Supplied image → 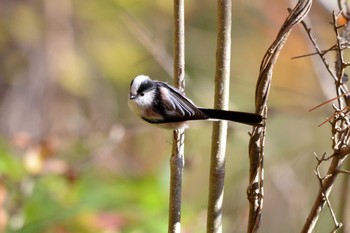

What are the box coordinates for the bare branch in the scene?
[299,21,339,83]
[314,158,343,230]
[247,1,312,232]
[207,0,231,232]
[301,10,350,233]
[168,0,185,232]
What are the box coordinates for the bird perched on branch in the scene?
[128,75,262,129]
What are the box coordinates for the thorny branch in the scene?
[314,152,342,232]
[300,10,350,233]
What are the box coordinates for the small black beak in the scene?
[129,95,136,100]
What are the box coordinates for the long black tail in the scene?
[198,108,262,126]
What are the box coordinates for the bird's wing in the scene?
[157,82,208,121]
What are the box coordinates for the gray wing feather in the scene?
[157,82,208,120]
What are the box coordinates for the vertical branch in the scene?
[168,0,185,233]
[169,131,185,233]
[207,0,231,232]
[247,0,312,232]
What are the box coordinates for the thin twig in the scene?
[314,158,342,231]
[299,21,339,83]
[336,168,350,174]
[291,45,337,59]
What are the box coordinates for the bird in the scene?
[128,75,263,129]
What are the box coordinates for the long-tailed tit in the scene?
[128,75,263,129]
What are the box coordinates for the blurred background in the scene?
[0,0,348,232]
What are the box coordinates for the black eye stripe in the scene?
[138,80,155,94]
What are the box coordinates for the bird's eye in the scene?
[140,92,144,96]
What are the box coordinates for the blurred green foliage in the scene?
[1,135,169,232]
